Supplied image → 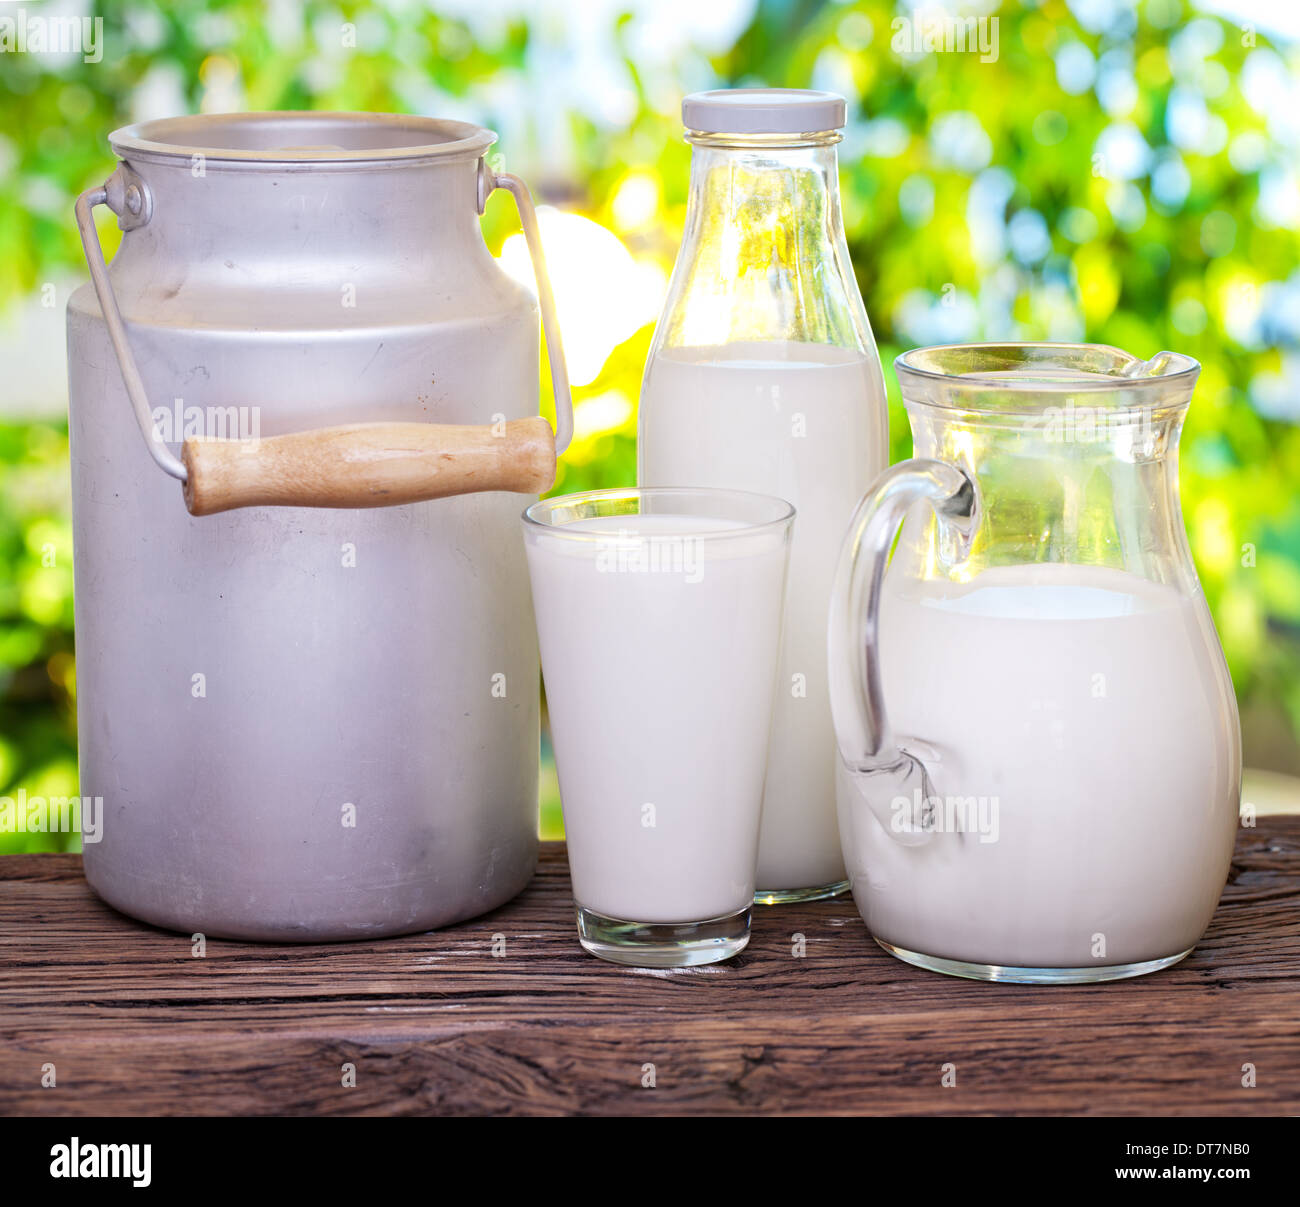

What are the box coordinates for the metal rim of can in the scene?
[109,111,497,170]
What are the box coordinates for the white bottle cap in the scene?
[681,88,847,135]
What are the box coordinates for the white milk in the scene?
[526,513,788,923]
[639,341,886,891]
[839,562,1240,969]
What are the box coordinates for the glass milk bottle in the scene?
[639,89,888,902]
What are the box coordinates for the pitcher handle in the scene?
[827,459,977,845]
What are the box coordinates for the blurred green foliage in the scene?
[0,424,76,852]
[1,0,1297,849]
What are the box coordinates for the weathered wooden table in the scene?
[2,821,1297,1116]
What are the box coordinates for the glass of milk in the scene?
[829,343,1242,984]
[523,487,794,967]
[639,89,889,906]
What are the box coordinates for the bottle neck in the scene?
[684,130,843,151]
[681,134,845,242]
[659,132,865,351]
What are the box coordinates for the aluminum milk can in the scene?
[67,112,572,940]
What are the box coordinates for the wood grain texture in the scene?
[1,822,1297,1116]
[182,416,556,515]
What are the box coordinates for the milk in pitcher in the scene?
[852,562,1240,970]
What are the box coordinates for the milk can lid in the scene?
[682,88,847,134]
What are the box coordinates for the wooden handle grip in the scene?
[182,417,556,517]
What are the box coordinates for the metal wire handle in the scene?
[73,161,577,487]
[484,169,574,454]
[75,169,187,482]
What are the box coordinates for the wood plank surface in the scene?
[0,821,1297,1116]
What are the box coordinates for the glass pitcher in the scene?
[639,89,889,904]
[829,343,1241,983]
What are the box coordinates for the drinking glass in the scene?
[523,487,793,966]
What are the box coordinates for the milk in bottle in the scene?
[639,90,888,901]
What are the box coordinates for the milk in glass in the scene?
[525,507,790,931]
